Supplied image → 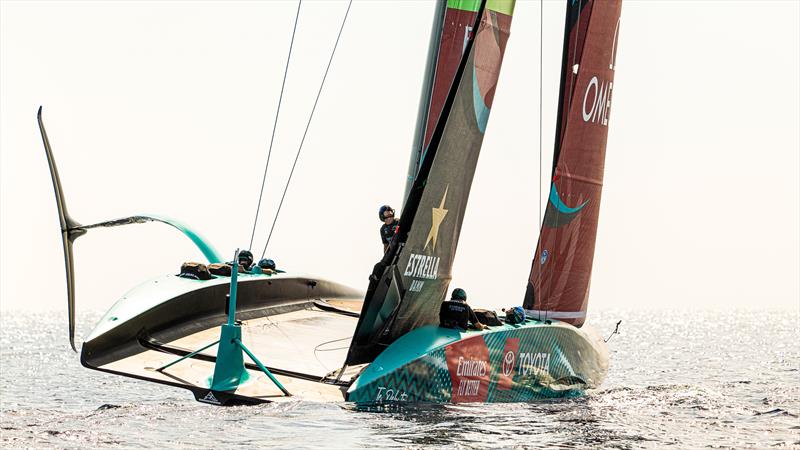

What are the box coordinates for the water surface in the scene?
[1,309,797,448]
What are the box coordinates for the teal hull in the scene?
[76,269,606,406]
[347,320,608,405]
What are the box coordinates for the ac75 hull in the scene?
[79,272,367,405]
[78,271,607,406]
[347,320,608,405]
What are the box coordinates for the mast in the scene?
[347,0,516,365]
[523,0,623,326]
[403,0,447,207]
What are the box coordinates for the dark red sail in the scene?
[421,4,478,152]
[523,0,622,326]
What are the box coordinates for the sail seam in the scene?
[560,173,603,186]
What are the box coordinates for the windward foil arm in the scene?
[37,106,222,352]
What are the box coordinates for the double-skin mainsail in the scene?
[347,0,516,365]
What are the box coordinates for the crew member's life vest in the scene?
[439,300,470,329]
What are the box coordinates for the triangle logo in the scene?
[200,391,221,405]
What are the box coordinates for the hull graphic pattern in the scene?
[347,321,607,405]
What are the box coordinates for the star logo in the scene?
[424,185,449,251]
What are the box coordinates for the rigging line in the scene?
[539,0,544,322]
[249,0,303,251]
[262,315,306,357]
[604,320,622,343]
[313,336,351,352]
[261,0,353,259]
[314,346,349,352]
[313,336,352,372]
[538,0,543,229]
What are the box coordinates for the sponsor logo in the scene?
[455,356,486,397]
[540,249,549,265]
[445,337,490,403]
[404,185,449,283]
[199,391,221,405]
[375,386,408,402]
[582,76,614,126]
[457,378,481,397]
[424,185,449,252]
[456,356,487,377]
[408,279,425,292]
[502,349,516,376]
[497,338,520,391]
[404,254,440,280]
[516,352,551,377]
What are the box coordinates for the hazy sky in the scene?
[1,1,798,321]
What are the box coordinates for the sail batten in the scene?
[524,0,622,326]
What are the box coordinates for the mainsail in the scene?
[405,0,488,198]
[523,0,622,326]
[347,0,515,365]
[420,1,484,153]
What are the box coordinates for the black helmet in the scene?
[238,250,254,269]
[451,288,467,301]
[379,205,395,221]
[258,258,276,270]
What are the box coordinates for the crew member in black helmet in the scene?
[237,250,254,272]
[258,258,285,274]
[439,288,486,330]
[379,205,400,252]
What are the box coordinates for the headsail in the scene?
[523,0,622,325]
[347,0,515,365]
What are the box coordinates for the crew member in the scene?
[258,258,284,274]
[439,288,486,330]
[379,205,400,252]
[237,250,254,272]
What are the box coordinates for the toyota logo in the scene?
[501,350,516,376]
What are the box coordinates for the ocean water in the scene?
[1,309,797,449]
